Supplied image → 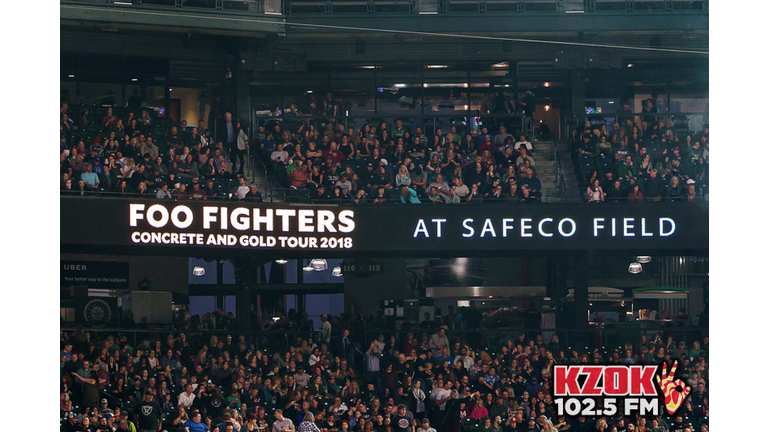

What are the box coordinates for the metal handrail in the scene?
[60,324,709,355]
[59,188,709,203]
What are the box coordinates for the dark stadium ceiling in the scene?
[61,6,707,91]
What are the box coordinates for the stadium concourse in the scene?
[60,302,709,432]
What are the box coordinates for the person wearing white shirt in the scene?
[177,384,196,409]
[514,134,533,153]
[319,314,332,344]
[430,380,452,412]
[236,177,250,200]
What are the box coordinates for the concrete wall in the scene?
[343,259,408,317]
[482,257,549,286]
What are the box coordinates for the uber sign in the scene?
[60,198,708,256]
[61,261,129,289]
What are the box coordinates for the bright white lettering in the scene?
[641,218,653,237]
[252,208,274,231]
[462,219,474,237]
[624,218,635,237]
[338,210,356,233]
[520,218,532,238]
[230,208,250,231]
[414,219,429,238]
[593,218,605,237]
[146,204,169,228]
[502,219,514,237]
[660,218,675,236]
[559,218,576,237]
[480,219,497,238]
[298,210,315,233]
[275,209,296,231]
[170,206,193,229]
[432,219,446,238]
[538,218,553,237]
[129,204,145,227]
[203,206,218,229]
[317,210,337,233]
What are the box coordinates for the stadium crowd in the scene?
[59,96,708,204]
[60,302,709,432]
[572,101,708,203]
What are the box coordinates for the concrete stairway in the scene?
[243,153,280,202]
[534,140,583,203]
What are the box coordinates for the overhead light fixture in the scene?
[169,88,173,92]
[332,267,342,277]
[275,259,288,265]
[310,259,328,271]
[491,62,508,69]
[68,74,75,78]
[131,78,138,82]
[627,63,634,68]
[303,264,315,272]
[360,65,378,69]
[543,82,550,87]
[307,90,313,94]
[636,256,651,263]
[628,262,643,274]
[427,65,448,69]
[394,83,406,88]
[192,267,206,277]
[608,101,615,104]
[544,105,551,112]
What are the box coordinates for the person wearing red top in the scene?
[469,399,489,420]
[322,142,344,164]
[102,107,117,129]
[290,164,310,188]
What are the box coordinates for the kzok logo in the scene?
[553,361,690,417]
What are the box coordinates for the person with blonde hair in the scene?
[298,412,320,432]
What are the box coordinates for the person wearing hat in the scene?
[245,183,264,203]
[416,418,436,432]
[62,412,79,432]
[134,390,162,432]
[99,398,114,417]
[189,180,208,201]
[216,412,240,432]
[310,183,329,203]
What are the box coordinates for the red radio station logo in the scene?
[553,361,691,417]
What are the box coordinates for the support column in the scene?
[569,69,586,129]
[236,51,252,125]
[164,83,171,122]
[572,251,590,347]
[235,281,252,338]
